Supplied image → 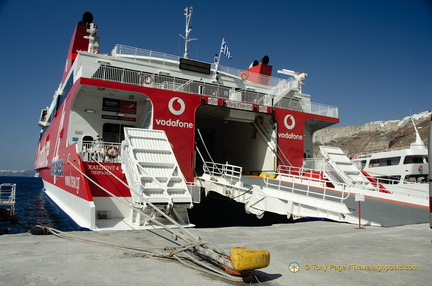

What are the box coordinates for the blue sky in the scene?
[0,0,431,170]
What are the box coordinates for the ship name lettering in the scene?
[90,170,113,175]
[224,100,253,111]
[88,164,116,171]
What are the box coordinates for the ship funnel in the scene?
[81,12,93,24]
[62,12,98,83]
[260,55,270,65]
[249,60,259,68]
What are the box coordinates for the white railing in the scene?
[203,161,242,184]
[111,44,180,64]
[0,183,16,215]
[0,183,16,205]
[287,160,426,199]
[112,45,282,87]
[311,102,339,118]
[120,143,142,204]
[79,141,122,163]
[278,164,327,184]
[272,165,351,202]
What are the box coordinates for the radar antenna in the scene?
[179,6,197,59]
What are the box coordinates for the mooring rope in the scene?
[64,160,256,283]
[35,225,253,283]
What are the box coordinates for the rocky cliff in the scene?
[0,170,37,177]
[313,111,431,157]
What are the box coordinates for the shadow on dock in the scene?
[189,192,296,228]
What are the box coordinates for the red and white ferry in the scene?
[34,10,349,230]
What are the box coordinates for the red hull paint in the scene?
[82,162,130,197]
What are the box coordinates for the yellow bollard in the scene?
[230,247,270,271]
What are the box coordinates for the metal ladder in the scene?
[0,183,16,217]
[121,128,193,227]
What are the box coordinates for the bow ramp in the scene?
[121,128,193,227]
[196,162,367,225]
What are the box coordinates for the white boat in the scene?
[351,119,428,204]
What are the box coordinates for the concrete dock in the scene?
[0,221,431,285]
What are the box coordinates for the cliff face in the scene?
[313,111,431,157]
[0,170,37,177]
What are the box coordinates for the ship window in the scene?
[368,157,400,168]
[102,123,132,143]
[404,174,428,183]
[403,155,426,164]
[83,136,94,142]
[368,159,380,168]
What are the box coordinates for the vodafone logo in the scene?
[155,97,193,129]
[278,114,302,140]
[168,97,185,115]
[284,114,295,130]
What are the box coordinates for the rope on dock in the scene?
[56,160,264,283]
[37,225,259,283]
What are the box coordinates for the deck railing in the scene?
[274,164,351,201]
[0,183,16,215]
[77,45,339,118]
[203,161,243,185]
[78,141,122,163]
[111,45,283,87]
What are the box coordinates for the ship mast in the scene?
[179,6,197,59]
[410,117,426,149]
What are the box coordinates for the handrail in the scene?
[111,44,283,88]
[275,164,351,201]
[79,141,122,163]
[0,183,16,204]
[203,161,242,184]
[0,183,16,216]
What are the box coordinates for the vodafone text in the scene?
[278,132,303,140]
[155,118,194,129]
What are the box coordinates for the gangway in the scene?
[196,161,373,225]
[319,146,376,191]
[121,128,193,227]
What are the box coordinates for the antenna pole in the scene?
[180,6,197,59]
[410,117,426,149]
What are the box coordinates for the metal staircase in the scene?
[257,69,308,106]
[319,146,376,191]
[121,128,193,227]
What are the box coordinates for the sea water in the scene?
[0,176,74,234]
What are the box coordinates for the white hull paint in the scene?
[43,180,96,230]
